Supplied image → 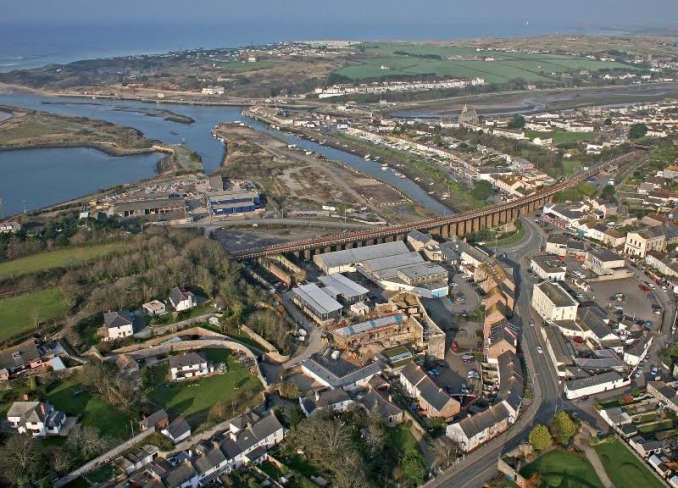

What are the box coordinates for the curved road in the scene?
[425,218,567,488]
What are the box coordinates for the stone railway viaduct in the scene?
[230,151,639,260]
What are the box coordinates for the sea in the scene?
[0,21,622,72]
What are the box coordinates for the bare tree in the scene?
[67,425,112,460]
[432,437,458,469]
[0,435,47,486]
[48,447,71,474]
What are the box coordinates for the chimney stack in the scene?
[40,403,46,416]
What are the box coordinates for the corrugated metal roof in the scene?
[293,284,343,315]
[333,313,406,338]
[319,273,369,299]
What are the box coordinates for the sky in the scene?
[2,0,677,27]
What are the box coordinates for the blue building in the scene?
[206,189,261,216]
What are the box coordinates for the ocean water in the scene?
[0,21,598,72]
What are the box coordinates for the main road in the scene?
[425,218,568,488]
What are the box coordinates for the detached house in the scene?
[169,287,198,312]
[168,352,214,381]
[103,310,134,341]
[7,401,65,437]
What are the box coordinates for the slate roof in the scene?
[164,462,197,488]
[359,390,402,419]
[165,417,191,440]
[169,352,207,370]
[0,339,41,371]
[139,410,168,430]
[104,310,134,329]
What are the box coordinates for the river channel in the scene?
[0,93,451,217]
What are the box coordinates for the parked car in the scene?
[529,319,535,327]
[536,346,543,354]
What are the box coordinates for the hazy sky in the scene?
[2,0,677,26]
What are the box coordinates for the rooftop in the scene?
[565,371,623,391]
[315,241,410,270]
[293,284,343,315]
[531,254,566,273]
[318,273,369,299]
[333,313,407,338]
[536,281,578,308]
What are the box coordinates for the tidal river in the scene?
[0,93,451,217]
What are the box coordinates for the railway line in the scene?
[230,151,640,259]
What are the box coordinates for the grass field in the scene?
[219,60,285,72]
[0,288,67,341]
[0,244,125,280]
[334,43,637,83]
[46,378,135,440]
[594,438,664,488]
[146,349,263,427]
[520,448,605,488]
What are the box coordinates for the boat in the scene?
[429,182,434,186]
[398,174,406,179]
[381,166,388,171]
[428,191,435,194]
[364,154,371,160]
[414,177,421,182]
[442,193,450,198]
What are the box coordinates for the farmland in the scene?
[0,288,68,341]
[332,43,637,83]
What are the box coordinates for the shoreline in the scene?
[0,141,164,158]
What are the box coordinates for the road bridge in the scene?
[230,152,639,260]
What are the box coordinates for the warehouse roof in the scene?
[314,241,410,270]
[318,273,369,299]
[293,284,343,315]
[363,252,424,274]
[397,263,447,280]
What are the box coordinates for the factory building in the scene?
[111,198,186,222]
[292,284,343,325]
[205,188,261,216]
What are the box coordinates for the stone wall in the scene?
[53,429,154,488]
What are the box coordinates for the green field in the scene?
[219,60,284,72]
[46,378,135,440]
[146,349,263,427]
[594,438,664,488]
[0,244,125,280]
[0,288,68,340]
[520,448,605,488]
[334,43,637,83]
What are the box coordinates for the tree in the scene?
[471,180,494,201]
[399,450,427,485]
[551,411,578,444]
[528,424,553,450]
[508,114,526,130]
[67,425,112,460]
[600,184,616,202]
[432,437,458,469]
[0,435,47,486]
[629,123,648,139]
[604,117,612,126]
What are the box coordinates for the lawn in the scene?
[520,448,605,488]
[0,244,126,280]
[0,288,68,341]
[46,378,136,440]
[638,419,673,434]
[594,438,664,488]
[494,225,527,248]
[146,349,263,427]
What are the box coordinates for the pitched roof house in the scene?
[169,287,197,312]
[7,401,66,437]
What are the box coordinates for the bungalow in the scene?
[162,417,192,444]
[169,287,198,312]
[103,310,134,341]
[7,401,66,437]
[629,435,662,458]
[169,352,214,381]
[300,352,381,391]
